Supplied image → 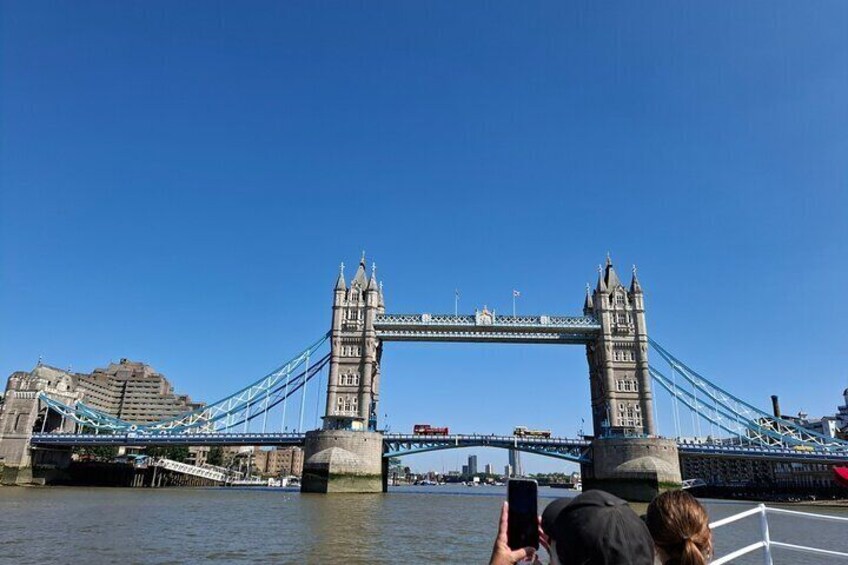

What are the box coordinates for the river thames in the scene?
[0,486,845,564]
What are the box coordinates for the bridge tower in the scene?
[582,257,680,501]
[323,253,384,431]
[585,257,655,436]
[0,364,79,485]
[301,253,387,493]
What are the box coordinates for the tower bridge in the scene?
[3,253,848,500]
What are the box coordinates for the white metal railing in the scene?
[710,504,848,564]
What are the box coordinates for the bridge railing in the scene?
[383,433,591,445]
[710,504,848,564]
[374,313,600,328]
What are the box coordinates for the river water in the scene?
[0,485,845,564]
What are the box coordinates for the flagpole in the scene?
[512,292,516,317]
[455,289,459,316]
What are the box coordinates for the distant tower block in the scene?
[584,259,656,437]
[508,449,523,477]
[323,254,384,431]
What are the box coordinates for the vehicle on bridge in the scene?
[513,426,552,438]
[834,466,848,488]
[413,424,449,435]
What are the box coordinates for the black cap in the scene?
[541,490,654,565]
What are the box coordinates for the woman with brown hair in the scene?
[646,490,713,565]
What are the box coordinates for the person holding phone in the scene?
[489,500,540,565]
[490,489,655,565]
[491,479,542,565]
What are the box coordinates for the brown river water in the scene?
[0,485,845,564]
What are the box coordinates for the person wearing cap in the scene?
[491,490,655,565]
[542,490,655,565]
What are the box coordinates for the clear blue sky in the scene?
[2,2,847,473]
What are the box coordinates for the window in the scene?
[616,294,625,305]
[617,313,627,324]
[338,395,360,414]
[340,373,360,386]
[340,345,362,357]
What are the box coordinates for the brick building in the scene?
[253,446,304,477]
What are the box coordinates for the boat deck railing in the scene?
[710,504,848,564]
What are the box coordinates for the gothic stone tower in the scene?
[301,254,386,493]
[581,257,680,501]
[584,256,655,437]
[323,254,384,431]
[0,364,79,485]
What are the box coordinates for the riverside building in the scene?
[74,359,203,423]
[0,360,202,483]
[253,446,304,477]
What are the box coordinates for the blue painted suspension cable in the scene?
[37,334,330,433]
[218,354,330,432]
[649,339,848,449]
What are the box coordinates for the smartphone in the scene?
[507,478,539,550]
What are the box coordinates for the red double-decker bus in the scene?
[413,424,449,435]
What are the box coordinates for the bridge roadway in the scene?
[28,432,592,461]
[29,433,848,465]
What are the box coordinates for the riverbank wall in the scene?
[3,462,221,487]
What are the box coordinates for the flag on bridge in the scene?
[513,289,521,297]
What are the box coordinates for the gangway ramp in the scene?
[154,458,228,483]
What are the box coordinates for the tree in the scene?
[146,446,189,462]
[73,446,119,461]
[207,446,224,466]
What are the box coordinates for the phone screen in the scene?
[507,479,539,550]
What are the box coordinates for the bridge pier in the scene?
[581,437,681,502]
[300,430,386,493]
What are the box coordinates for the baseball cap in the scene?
[541,490,655,565]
